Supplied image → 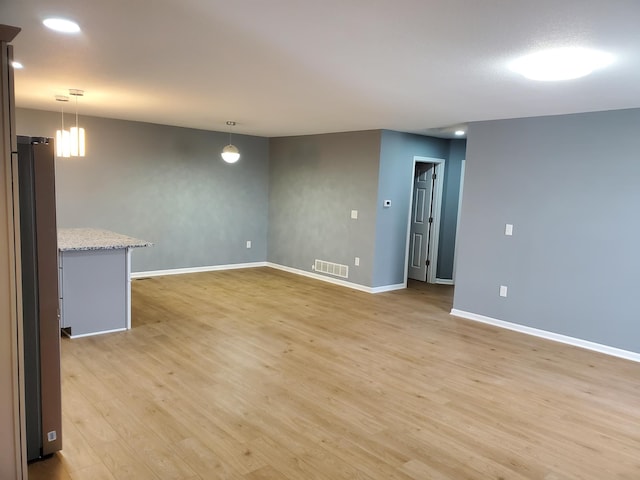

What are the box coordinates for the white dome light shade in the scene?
[509,47,614,81]
[43,18,81,33]
[454,130,465,136]
[221,144,240,163]
[70,127,85,157]
[11,61,23,69]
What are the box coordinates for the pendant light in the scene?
[55,95,71,158]
[221,121,240,163]
[68,89,85,157]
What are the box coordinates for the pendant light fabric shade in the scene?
[221,121,240,163]
[70,127,85,156]
[55,95,71,158]
[69,89,86,157]
[56,129,70,158]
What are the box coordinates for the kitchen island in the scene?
[58,228,152,338]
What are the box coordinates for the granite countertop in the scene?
[58,228,153,252]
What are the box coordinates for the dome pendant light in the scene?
[55,95,71,158]
[221,121,240,164]
[69,89,85,157]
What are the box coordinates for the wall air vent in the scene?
[314,259,349,279]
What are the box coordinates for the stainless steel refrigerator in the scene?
[17,135,62,461]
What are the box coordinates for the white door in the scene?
[408,163,436,281]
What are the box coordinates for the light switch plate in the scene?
[351,210,358,219]
[499,285,508,297]
[505,224,513,236]
[354,257,360,266]
[246,240,252,249]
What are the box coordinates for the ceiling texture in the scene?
[2,0,640,138]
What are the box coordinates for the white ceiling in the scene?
[2,0,640,138]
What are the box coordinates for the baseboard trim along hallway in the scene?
[266,263,406,294]
[131,262,269,279]
[450,308,640,363]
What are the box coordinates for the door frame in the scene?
[404,156,445,284]
[1,32,26,479]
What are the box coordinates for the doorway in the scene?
[405,156,445,284]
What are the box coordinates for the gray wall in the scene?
[453,108,640,353]
[17,109,467,290]
[268,131,381,286]
[374,130,451,287]
[436,139,466,280]
[16,108,269,273]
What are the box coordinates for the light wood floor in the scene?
[29,268,640,480]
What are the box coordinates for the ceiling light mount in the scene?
[221,121,240,164]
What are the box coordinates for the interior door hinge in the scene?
[426,259,430,266]
[428,217,433,223]
[432,173,437,180]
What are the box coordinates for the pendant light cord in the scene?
[226,120,236,145]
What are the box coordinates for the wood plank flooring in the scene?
[28,267,640,479]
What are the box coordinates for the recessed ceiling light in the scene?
[509,47,614,81]
[43,18,81,34]
[454,130,465,136]
[11,61,23,69]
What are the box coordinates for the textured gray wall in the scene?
[453,109,640,353]
[436,139,466,280]
[268,131,381,287]
[374,130,450,287]
[16,108,269,273]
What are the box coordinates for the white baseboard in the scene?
[435,278,454,285]
[65,327,127,339]
[450,309,640,363]
[266,263,404,294]
[132,262,268,279]
[371,283,406,293]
